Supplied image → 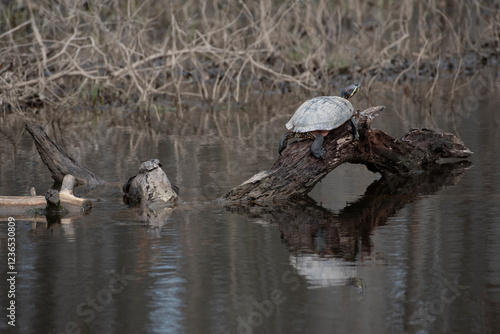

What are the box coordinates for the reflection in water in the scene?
[231,162,471,294]
[289,255,361,290]
[0,78,499,333]
[146,240,186,334]
[139,207,175,237]
[26,216,77,241]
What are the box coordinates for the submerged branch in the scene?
[0,174,92,216]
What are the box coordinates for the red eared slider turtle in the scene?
[278,82,361,159]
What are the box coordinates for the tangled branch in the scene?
[0,0,498,111]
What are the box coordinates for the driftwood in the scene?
[226,161,472,260]
[25,120,104,187]
[123,159,179,208]
[222,106,473,203]
[0,175,92,216]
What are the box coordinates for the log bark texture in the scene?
[25,120,104,187]
[123,159,179,208]
[222,106,473,203]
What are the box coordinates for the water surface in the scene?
[1,77,499,333]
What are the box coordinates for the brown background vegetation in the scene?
[0,0,499,112]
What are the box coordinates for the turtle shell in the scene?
[285,96,354,133]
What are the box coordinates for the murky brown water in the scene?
[1,76,500,333]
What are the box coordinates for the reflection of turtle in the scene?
[278,82,361,159]
[348,277,367,294]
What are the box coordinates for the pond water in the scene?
[1,76,500,334]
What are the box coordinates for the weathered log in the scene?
[25,120,104,187]
[0,196,47,215]
[222,106,473,203]
[0,174,92,215]
[123,159,179,208]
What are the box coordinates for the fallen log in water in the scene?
[25,120,104,187]
[0,175,92,216]
[222,106,473,203]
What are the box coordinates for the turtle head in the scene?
[340,82,361,100]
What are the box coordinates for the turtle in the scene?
[278,82,361,159]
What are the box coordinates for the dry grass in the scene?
[0,0,499,112]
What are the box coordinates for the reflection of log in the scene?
[27,217,77,237]
[222,106,473,202]
[25,120,104,187]
[227,162,471,259]
[0,175,92,216]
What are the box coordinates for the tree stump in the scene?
[221,106,473,203]
[123,159,179,208]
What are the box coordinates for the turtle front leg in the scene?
[278,132,292,155]
[349,118,359,140]
[310,133,326,159]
